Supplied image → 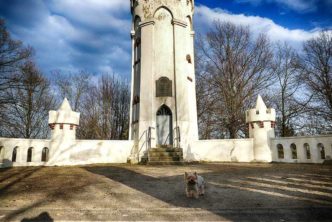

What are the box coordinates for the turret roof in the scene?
[58,98,72,111]
[256,95,267,110]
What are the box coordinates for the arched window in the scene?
[0,146,3,161]
[27,147,33,162]
[277,144,284,159]
[157,105,172,116]
[318,143,325,159]
[41,147,49,162]
[304,143,311,159]
[12,147,18,162]
[291,143,297,159]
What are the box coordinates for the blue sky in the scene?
[0,0,331,79]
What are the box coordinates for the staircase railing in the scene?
[131,126,179,162]
[137,126,155,162]
[173,126,181,148]
[163,133,171,146]
[147,126,155,150]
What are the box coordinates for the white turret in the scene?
[48,98,80,141]
[246,95,276,162]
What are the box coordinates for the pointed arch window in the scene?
[42,147,49,162]
[0,146,3,162]
[318,143,325,159]
[277,144,284,159]
[304,143,311,159]
[12,147,18,162]
[27,147,33,162]
[291,143,297,159]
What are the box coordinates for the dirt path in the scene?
[0,163,332,221]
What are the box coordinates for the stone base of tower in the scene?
[146,147,184,165]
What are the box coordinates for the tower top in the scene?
[59,98,72,111]
[255,95,267,110]
[246,95,276,123]
[131,0,194,21]
[48,98,80,125]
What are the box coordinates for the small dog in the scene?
[184,172,205,198]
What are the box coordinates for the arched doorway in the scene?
[156,105,173,146]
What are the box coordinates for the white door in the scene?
[156,105,173,146]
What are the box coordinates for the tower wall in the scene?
[129,0,199,161]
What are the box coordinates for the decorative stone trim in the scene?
[172,19,187,28]
[139,19,155,28]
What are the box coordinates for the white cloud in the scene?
[236,0,318,12]
[195,6,321,49]
[49,0,130,33]
[8,0,132,76]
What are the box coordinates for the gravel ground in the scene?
[0,163,332,221]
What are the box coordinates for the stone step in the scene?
[156,144,174,149]
[149,148,182,152]
[147,147,183,165]
[148,152,183,158]
[149,156,183,162]
[148,161,184,165]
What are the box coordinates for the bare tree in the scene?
[196,21,274,138]
[300,30,332,132]
[78,74,130,140]
[271,42,311,137]
[0,19,32,107]
[52,70,91,111]
[2,61,56,138]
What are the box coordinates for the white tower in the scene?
[129,0,198,161]
[246,95,276,162]
[48,98,80,164]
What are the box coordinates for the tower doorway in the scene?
[156,105,173,146]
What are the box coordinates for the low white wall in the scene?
[186,139,254,162]
[55,140,134,166]
[0,137,134,168]
[271,135,332,163]
[0,138,50,167]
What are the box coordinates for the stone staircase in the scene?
[147,145,183,165]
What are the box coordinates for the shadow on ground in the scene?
[1,164,332,221]
[85,164,332,221]
[21,212,53,222]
